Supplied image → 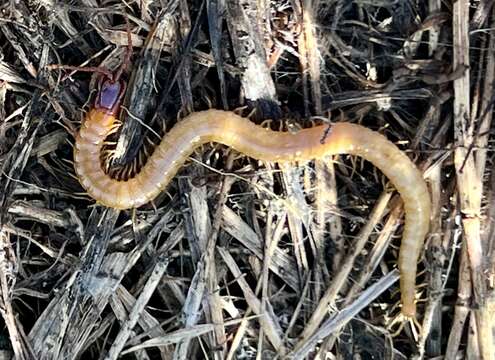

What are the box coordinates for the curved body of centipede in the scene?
[74,80,430,317]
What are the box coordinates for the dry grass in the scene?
[0,0,493,359]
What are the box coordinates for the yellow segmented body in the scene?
[74,108,430,316]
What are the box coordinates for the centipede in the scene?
[72,75,430,317]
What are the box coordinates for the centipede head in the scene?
[95,77,127,115]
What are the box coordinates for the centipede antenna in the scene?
[113,15,133,83]
[47,64,114,81]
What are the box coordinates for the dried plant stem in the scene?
[453,1,494,358]
[0,229,29,360]
[296,191,393,344]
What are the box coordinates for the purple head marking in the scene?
[96,79,126,114]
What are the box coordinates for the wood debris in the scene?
[0,0,493,359]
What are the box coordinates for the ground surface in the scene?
[0,1,493,359]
